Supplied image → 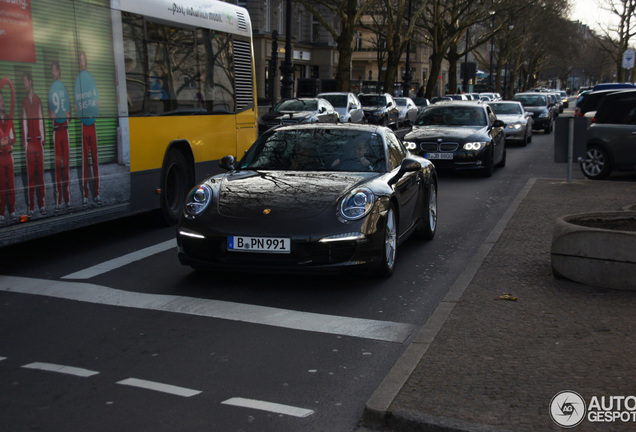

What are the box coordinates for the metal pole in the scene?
[403,0,412,97]
[463,27,469,93]
[280,0,294,99]
[567,117,574,182]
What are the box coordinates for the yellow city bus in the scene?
[0,0,257,246]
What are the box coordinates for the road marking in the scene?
[222,397,314,418]
[21,362,99,377]
[0,356,6,361]
[117,378,201,397]
[61,239,176,280]
[0,276,415,343]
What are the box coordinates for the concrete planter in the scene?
[551,211,636,290]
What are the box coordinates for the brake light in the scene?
[574,108,581,117]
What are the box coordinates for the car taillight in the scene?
[574,108,581,117]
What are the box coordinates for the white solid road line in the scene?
[61,239,176,280]
[222,397,314,418]
[117,378,202,397]
[21,362,99,377]
[0,276,415,343]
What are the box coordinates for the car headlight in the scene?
[507,122,522,130]
[463,142,487,151]
[538,111,549,119]
[185,184,213,217]
[339,188,376,221]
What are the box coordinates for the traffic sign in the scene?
[622,49,635,69]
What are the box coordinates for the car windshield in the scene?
[415,106,487,127]
[490,103,522,115]
[320,95,347,107]
[274,99,318,112]
[395,99,407,106]
[359,95,387,106]
[514,95,546,106]
[239,129,386,172]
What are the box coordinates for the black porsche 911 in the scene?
[177,124,438,277]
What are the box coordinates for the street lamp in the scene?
[402,0,412,96]
[280,0,294,99]
[488,11,495,92]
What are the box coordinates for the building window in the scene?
[265,0,271,32]
[312,14,320,42]
[355,31,362,50]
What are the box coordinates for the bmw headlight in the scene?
[508,122,522,130]
[463,142,487,151]
[185,184,213,217]
[339,188,376,220]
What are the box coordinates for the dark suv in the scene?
[580,90,636,179]
[574,89,620,118]
[512,92,554,133]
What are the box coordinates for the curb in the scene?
[362,178,537,431]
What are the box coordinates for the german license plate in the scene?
[425,152,453,160]
[228,236,291,254]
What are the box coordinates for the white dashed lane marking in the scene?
[117,378,202,397]
[222,397,314,418]
[21,362,99,377]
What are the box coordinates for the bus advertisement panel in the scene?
[0,0,257,246]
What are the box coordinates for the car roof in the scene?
[270,123,386,134]
[317,92,354,96]
[592,83,636,91]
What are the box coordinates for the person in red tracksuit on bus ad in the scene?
[74,51,101,207]
[21,71,47,217]
[48,60,73,213]
[0,88,17,223]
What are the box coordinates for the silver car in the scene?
[317,92,365,123]
[394,97,419,127]
[488,101,534,146]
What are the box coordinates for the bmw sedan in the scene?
[488,101,533,146]
[177,124,438,276]
[404,101,506,177]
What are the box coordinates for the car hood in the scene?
[214,170,376,218]
[496,114,524,123]
[405,125,486,141]
[362,106,386,112]
[262,110,315,121]
[520,106,548,114]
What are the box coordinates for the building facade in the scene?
[241,0,450,104]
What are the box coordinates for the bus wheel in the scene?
[161,149,190,225]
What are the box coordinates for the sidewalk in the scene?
[363,177,636,432]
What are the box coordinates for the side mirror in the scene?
[220,155,236,171]
[320,107,326,113]
[388,158,421,186]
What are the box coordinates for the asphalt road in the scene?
[0,109,588,432]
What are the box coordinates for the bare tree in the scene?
[596,0,636,81]
[297,0,374,91]
[359,0,430,95]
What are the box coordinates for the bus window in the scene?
[197,30,235,114]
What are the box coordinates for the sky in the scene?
[571,0,620,33]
